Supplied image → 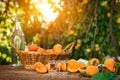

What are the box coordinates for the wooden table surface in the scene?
[0,65,91,80]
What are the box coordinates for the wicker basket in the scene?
[12,42,74,69]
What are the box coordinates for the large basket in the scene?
[12,42,74,69]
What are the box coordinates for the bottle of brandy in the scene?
[11,19,26,66]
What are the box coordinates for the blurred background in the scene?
[0,0,120,65]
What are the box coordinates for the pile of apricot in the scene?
[28,43,63,54]
[32,58,116,77]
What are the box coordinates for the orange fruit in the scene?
[107,13,111,17]
[33,62,47,73]
[45,49,54,54]
[61,63,67,71]
[53,44,63,54]
[37,47,45,54]
[104,58,115,66]
[36,64,47,74]
[86,66,99,76]
[68,59,78,72]
[117,18,120,24]
[104,62,116,72]
[86,48,91,53]
[78,62,86,68]
[89,58,100,66]
[79,66,87,73]
[68,59,86,73]
[32,62,43,69]
[28,44,39,51]
[78,62,87,73]
[104,58,116,72]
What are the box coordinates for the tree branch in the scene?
[85,0,98,37]
[109,0,120,60]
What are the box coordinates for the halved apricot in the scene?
[104,58,116,72]
[86,66,99,76]
[89,58,100,66]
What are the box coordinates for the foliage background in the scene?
[0,0,120,64]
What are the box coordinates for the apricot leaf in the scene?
[92,72,115,80]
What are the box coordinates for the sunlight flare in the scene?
[31,0,63,24]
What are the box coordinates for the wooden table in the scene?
[0,65,90,80]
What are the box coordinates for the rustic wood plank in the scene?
[0,65,90,80]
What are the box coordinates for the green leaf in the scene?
[88,32,93,38]
[83,38,89,43]
[113,75,120,80]
[92,72,115,80]
[92,72,105,80]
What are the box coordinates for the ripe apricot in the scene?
[45,49,54,54]
[33,62,47,73]
[28,44,39,51]
[86,66,99,76]
[36,64,47,74]
[61,63,67,71]
[68,59,86,73]
[117,18,120,24]
[104,62,115,72]
[56,63,61,70]
[104,58,116,72]
[32,62,42,69]
[104,58,115,66]
[89,58,100,66]
[37,47,45,54]
[86,48,91,53]
[79,66,87,73]
[53,44,63,54]
[107,13,111,17]
[78,62,86,68]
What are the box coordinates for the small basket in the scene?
[12,42,74,69]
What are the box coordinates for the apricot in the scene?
[61,63,67,71]
[33,62,47,73]
[28,44,39,51]
[104,58,115,66]
[68,59,86,73]
[32,62,43,69]
[89,58,100,66]
[45,49,54,54]
[104,62,115,72]
[37,47,45,54]
[56,62,67,71]
[79,66,87,73]
[36,64,47,74]
[86,66,99,76]
[86,48,91,53]
[104,58,116,72]
[78,62,86,68]
[53,44,63,54]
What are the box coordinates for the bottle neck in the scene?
[15,22,24,36]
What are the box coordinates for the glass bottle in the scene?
[11,20,26,66]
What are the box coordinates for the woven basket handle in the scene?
[63,42,74,51]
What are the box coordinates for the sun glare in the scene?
[31,0,63,24]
